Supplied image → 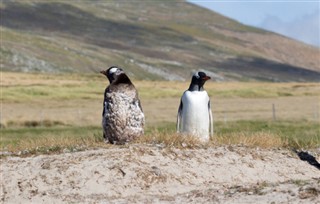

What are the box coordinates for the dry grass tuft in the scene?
[137,130,207,149]
[4,132,106,155]
[212,132,286,148]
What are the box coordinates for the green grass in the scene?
[2,72,319,103]
[1,120,319,156]
[2,84,103,102]
[1,72,319,155]
[207,83,320,98]
[145,120,319,149]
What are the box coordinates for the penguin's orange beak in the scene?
[100,70,107,75]
[203,76,211,81]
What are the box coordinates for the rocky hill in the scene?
[1,0,320,81]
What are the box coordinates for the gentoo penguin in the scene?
[177,71,213,142]
[100,66,145,144]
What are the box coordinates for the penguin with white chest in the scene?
[177,71,213,142]
[100,66,145,144]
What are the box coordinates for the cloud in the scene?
[260,10,320,47]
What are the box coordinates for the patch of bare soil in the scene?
[1,145,319,203]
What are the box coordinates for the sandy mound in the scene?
[1,145,319,203]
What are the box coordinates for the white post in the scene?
[272,103,276,121]
[224,112,227,124]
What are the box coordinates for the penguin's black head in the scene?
[100,66,132,85]
[100,66,125,83]
[189,71,211,91]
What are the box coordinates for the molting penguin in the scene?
[100,66,145,144]
[177,71,213,142]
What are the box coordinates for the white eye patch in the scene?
[109,67,118,74]
[193,72,200,79]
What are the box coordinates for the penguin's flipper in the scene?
[138,99,144,112]
[102,88,108,117]
[208,100,214,137]
[177,100,183,133]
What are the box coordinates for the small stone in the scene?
[151,166,161,176]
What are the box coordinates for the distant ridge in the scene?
[1,0,319,81]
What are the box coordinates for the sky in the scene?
[188,0,320,47]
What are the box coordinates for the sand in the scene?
[1,145,319,203]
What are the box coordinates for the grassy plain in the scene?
[1,72,319,154]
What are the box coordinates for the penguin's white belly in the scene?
[181,91,210,141]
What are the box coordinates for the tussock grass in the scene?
[6,120,65,128]
[213,132,285,148]
[137,130,206,149]
[215,120,320,149]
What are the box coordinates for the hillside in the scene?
[1,0,320,81]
